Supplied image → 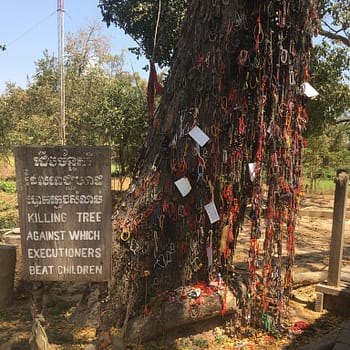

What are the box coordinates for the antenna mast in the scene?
[57,0,66,145]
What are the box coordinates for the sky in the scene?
[0,0,148,93]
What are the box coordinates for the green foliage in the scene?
[304,1,350,159]
[317,0,350,46]
[307,41,350,135]
[93,75,148,174]
[0,51,62,148]
[0,189,18,229]
[189,336,209,348]
[0,94,15,157]
[0,180,16,193]
[0,24,148,176]
[0,85,34,156]
[214,333,228,344]
[99,0,188,66]
[313,179,336,194]
[303,125,350,191]
[97,1,350,193]
[99,1,349,136]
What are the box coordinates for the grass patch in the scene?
[316,179,336,195]
[304,177,350,196]
[304,178,336,195]
[0,180,18,229]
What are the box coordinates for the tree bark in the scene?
[124,285,240,342]
[293,271,328,288]
[103,0,319,342]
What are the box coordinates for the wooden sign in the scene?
[14,146,112,282]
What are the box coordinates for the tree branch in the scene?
[318,28,350,47]
[322,20,343,35]
[335,119,350,125]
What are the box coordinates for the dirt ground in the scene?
[1,193,349,350]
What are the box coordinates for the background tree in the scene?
[303,125,350,191]
[0,25,148,176]
[63,23,147,148]
[307,43,350,134]
[302,1,350,189]
[93,75,148,178]
[317,0,350,47]
[0,84,18,156]
[306,0,350,133]
[99,0,188,67]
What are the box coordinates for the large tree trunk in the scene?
[99,0,318,343]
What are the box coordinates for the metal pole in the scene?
[57,0,66,145]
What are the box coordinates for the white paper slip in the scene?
[248,162,257,182]
[174,176,192,197]
[204,202,220,224]
[188,125,210,147]
[301,82,319,98]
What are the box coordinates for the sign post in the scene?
[328,170,349,287]
[15,145,112,282]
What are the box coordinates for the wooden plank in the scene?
[342,271,350,283]
[316,283,350,297]
[314,292,324,312]
[316,284,343,296]
[14,145,112,282]
[340,281,350,289]
[328,171,349,287]
[342,265,350,273]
